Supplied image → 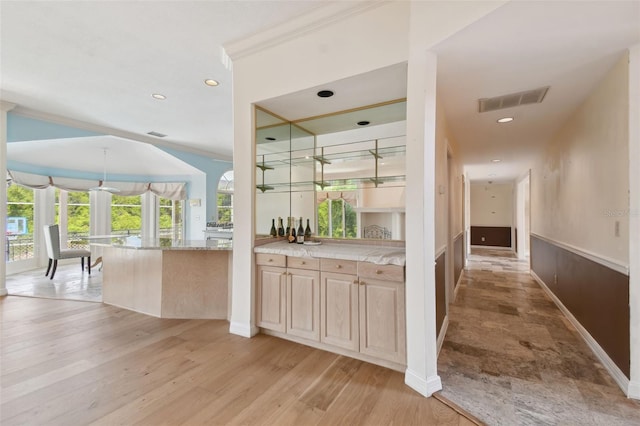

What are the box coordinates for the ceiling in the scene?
[2,1,639,182]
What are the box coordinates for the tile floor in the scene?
[5,262,101,302]
[438,247,640,425]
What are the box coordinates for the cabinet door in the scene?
[256,265,286,332]
[286,268,320,341]
[320,272,359,352]
[358,278,406,364]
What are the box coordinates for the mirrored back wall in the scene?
[255,100,406,241]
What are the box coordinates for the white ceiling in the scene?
[1,1,639,182]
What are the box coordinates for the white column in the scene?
[229,92,258,338]
[404,49,441,396]
[628,44,640,400]
[1,102,16,297]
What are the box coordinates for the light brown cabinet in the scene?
[256,252,406,368]
[256,254,287,332]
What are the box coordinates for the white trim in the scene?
[437,315,449,355]
[0,288,7,297]
[531,270,631,396]
[531,233,629,276]
[404,369,442,397]
[453,231,463,241]
[229,321,259,338]
[435,245,447,259]
[222,1,386,61]
[629,381,640,400]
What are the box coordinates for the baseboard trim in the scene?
[437,315,449,355]
[405,369,442,397]
[629,381,640,400]
[229,321,259,338]
[531,270,631,396]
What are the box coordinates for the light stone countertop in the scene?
[90,236,232,251]
[254,240,405,266]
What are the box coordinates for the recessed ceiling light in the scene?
[497,117,513,123]
[491,159,501,163]
[265,137,276,141]
[204,79,219,87]
[152,93,166,100]
[357,121,370,126]
[317,90,334,98]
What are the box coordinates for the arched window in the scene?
[217,171,233,224]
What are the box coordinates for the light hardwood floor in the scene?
[0,295,479,426]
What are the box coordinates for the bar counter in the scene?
[100,238,232,319]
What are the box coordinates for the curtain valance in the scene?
[8,170,187,200]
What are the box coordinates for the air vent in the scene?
[478,86,549,113]
[147,131,167,138]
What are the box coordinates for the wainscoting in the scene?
[453,233,464,287]
[530,234,630,378]
[470,226,511,247]
[435,250,446,336]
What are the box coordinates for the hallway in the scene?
[438,248,640,425]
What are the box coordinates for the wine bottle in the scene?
[270,219,277,237]
[296,217,304,244]
[305,219,312,239]
[288,219,296,243]
[277,217,284,237]
[285,217,291,237]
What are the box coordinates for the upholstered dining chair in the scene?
[43,224,91,280]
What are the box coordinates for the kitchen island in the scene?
[100,238,232,319]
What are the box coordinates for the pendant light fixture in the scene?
[90,148,120,193]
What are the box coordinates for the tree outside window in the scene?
[111,195,141,235]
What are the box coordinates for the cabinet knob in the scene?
[359,280,365,286]
[301,261,306,265]
[268,258,273,262]
[336,264,342,269]
[353,279,359,285]
[376,270,382,275]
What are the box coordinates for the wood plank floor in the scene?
[0,296,478,426]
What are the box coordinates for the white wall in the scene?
[470,182,513,227]
[531,53,630,266]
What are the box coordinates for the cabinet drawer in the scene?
[256,253,286,267]
[321,258,357,275]
[287,256,319,270]
[357,262,404,282]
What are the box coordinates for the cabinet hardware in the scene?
[376,270,382,274]
[359,280,365,286]
[301,261,306,265]
[336,264,342,269]
[268,258,273,262]
[353,279,359,285]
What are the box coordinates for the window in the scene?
[317,198,357,238]
[6,184,35,262]
[217,171,233,224]
[159,197,184,240]
[55,189,90,250]
[111,195,142,235]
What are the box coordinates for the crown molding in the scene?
[1,100,17,112]
[221,0,387,65]
[9,106,233,162]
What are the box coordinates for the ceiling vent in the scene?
[478,86,549,113]
[147,131,167,138]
